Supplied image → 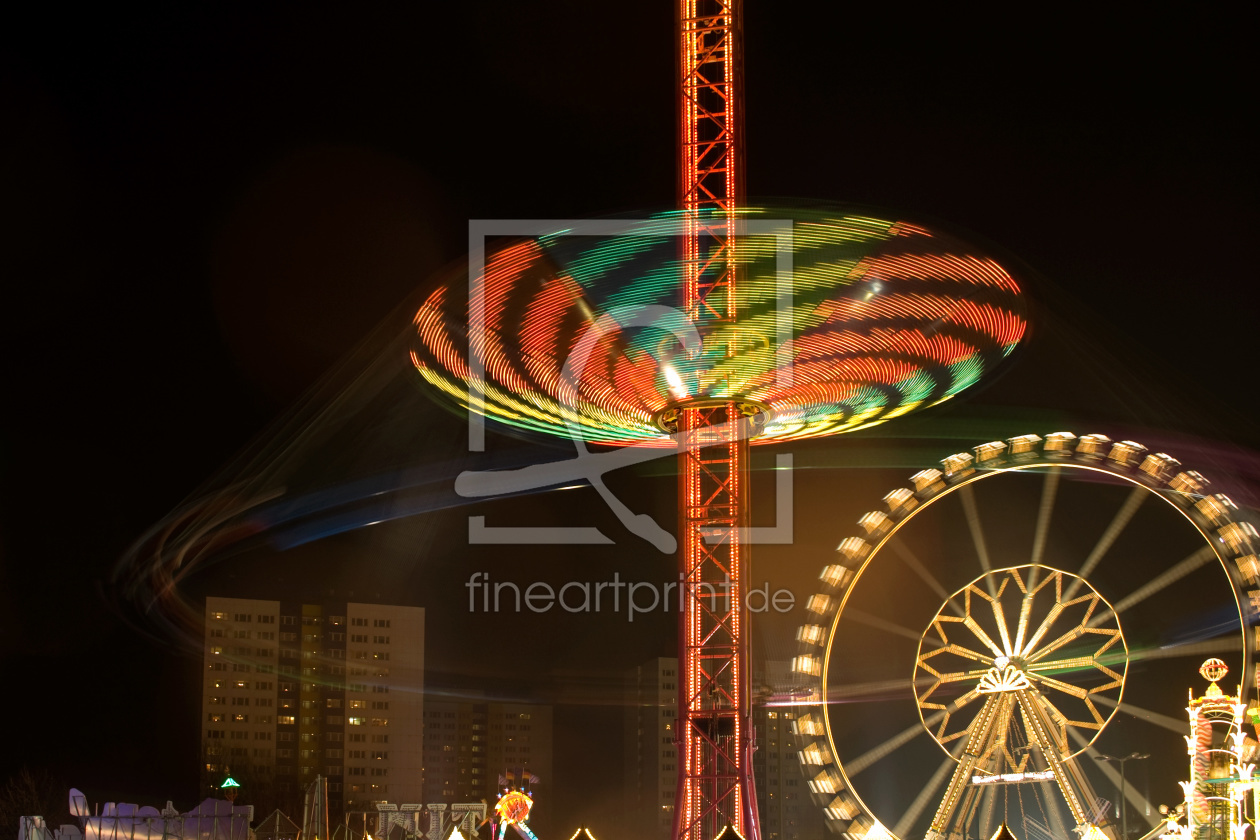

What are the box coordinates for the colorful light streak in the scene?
[411,207,1027,447]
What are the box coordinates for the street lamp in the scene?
[1095,752,1150,839]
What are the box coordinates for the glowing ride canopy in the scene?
[412,208,1027,445]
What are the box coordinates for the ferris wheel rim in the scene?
[792,433,1256,840]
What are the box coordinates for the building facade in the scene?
[624,657,680,840]
[753,661,825,840]
[623,657,824,840]
[201,597,424,819]
[421,697,553,834]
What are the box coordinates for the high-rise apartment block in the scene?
[421,698,553,833]
[201,597,424,818]
[753,661,824,840]
[624,657,680,840]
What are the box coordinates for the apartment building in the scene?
[421,697,553,834]
[753,661,824,840]
[201,597,424,818]
[624,657,679,840]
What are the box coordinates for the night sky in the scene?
[2,3,1258,835]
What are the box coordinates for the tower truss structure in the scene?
[673,2,758,840]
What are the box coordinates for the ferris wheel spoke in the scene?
[1024,671,1090,701]
[893,738,967,838]
[1104,545,1217,618]
[1029,650,1123,687]
[844,714,938,777]
[950,604,1006,658]
[1090,693,1192,734]
[919,666,990,691]
[920,643,993,668]
[1025,602,1109,664]
[849,692,982,777]
[889,537,964,616]
[847,606,942,646]
[825,676,921,703]
[960,485,999,598]
[1124,634,1242,665]
[1029,467,1061,576]
[1015,564,1064,656]
[1064,485,1148,603]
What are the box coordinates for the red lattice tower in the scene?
[674,3,759,840]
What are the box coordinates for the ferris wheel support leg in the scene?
[1016,690,1107,837]
[927,695,1005,840]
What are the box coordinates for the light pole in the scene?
[1095,752,1150,839]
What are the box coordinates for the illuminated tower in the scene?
[407,5,1028,839]
[673,3,759,840]
[1184,658,1248,840]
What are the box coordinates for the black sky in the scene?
[1,1,1258,831]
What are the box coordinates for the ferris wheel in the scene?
[791,432,1258,840]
